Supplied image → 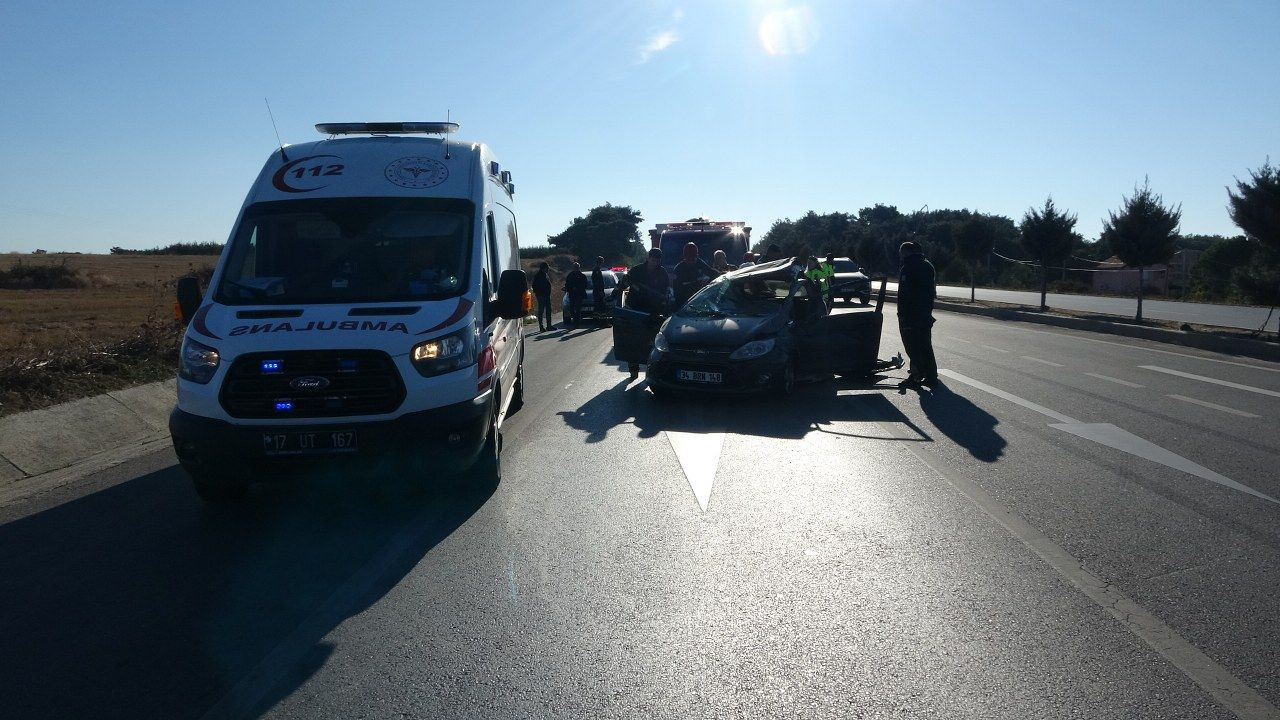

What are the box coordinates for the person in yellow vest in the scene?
[804,255,834,312]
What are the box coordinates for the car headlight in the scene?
[653,333,670,353]
[729,338,776,360]
[179,336,220,384]
[411,326,475,377]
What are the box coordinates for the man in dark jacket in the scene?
[618,248,671,379]
[531,261,553,331]
[896,241,938,389]
[563,262,588,328]
[673,242,721,306]
[591,256,606,320]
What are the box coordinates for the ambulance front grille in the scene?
[219,350,406,419]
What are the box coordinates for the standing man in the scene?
[564,262,588,329]
[531,261,553,332]
[896,241,938,389]
[618,248,671,379]
[591,256,606,322]
[673,242,720,306]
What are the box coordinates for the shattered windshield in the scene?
[678,274,791,318]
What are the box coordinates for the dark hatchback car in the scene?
[612,259,896,396]
[832,257,871,304]
[564,270,619,325]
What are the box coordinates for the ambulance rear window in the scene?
[216,197,474,305]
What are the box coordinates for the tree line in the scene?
[753,163,1279,320]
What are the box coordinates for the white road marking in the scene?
[564,383,573,389]
[1021,355,1064,367]
[886,438,1280,720]
[944,336,973,344]
[978,343,1010,353]
[1085,372,1145,388]
[1139,366,1280,399]
[1050,422,1276,503]
[665,430,725,512]
[937,370,1076,422]
[1168,394,1261,418]
[971,318,1280,373]
[939,369,1276,504]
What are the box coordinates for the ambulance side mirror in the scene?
[495,269,529,320]
[175,276,202,326]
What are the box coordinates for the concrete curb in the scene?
[0,379,175,481]
[882,294,1280,363]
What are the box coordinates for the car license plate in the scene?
[677,369,722,384]
[262,429,358,456]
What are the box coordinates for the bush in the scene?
[0,261,85,289]
[1048,279,1091,294]
[519,245,556,259]
[110,242,223,255]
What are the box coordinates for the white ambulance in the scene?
[171,122,531,502]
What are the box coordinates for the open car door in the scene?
[794,309,885,377]
[612,300,663,364]
[794,277,895,378]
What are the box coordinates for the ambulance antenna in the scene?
[443,109,452,160]
[264,98,289,162]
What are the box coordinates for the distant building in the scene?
[1092,256,1170,294]
[1167,249,1201,293]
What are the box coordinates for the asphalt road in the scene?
[887,282,1280,333]
[2,310,1279,719]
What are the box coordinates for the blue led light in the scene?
[261,360,283,374]
[274,400,294,412]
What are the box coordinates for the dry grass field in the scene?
[0,253,217,415]
[0,253,216,359]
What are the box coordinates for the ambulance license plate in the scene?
[262,430,358,456]
[677,369,722,384]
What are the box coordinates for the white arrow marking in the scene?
[939,369,1277,504]
[666,430,726,512]
[1050,422,1277,504]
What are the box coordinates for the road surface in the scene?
[2,310,1279,719]
[887,282,1280,333]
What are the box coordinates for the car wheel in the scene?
[187,466,248,504]
[859,292,871,305]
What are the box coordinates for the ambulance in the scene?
[170,122,531,502]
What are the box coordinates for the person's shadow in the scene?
[917,380,1006,462]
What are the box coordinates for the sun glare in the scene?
[758,6,817,56]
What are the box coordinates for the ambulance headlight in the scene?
[411,327,474,377]
[653,333,670,353]
[729,338,775,360]
[179,337,220,384]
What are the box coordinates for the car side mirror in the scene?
[175,276,202,325]
[495,269,530,320]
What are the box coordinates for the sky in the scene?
[1,0,1277,254]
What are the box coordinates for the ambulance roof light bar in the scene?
[315,122,460,136]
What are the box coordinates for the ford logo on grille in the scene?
[289,375,331,390]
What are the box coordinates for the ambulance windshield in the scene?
[216,197,473,305]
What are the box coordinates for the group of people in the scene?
[530,256,609,331]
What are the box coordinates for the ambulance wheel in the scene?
[508,363,525,415]
[188,467,248,504]
[471,405,502,487]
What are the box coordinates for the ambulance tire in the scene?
[508,362,525,415]
[188,467,248,504]
[470,402,502,488]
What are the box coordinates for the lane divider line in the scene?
[978,343,1011,354]
[1085,372,1145,388]
[1021,355,1065,368]
[1168,394,1261,419]
[882,433,1280,720]
[1139,366,1280,399]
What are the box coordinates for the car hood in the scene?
[663,312,783,348]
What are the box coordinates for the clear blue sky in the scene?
[1,0,1276,253]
